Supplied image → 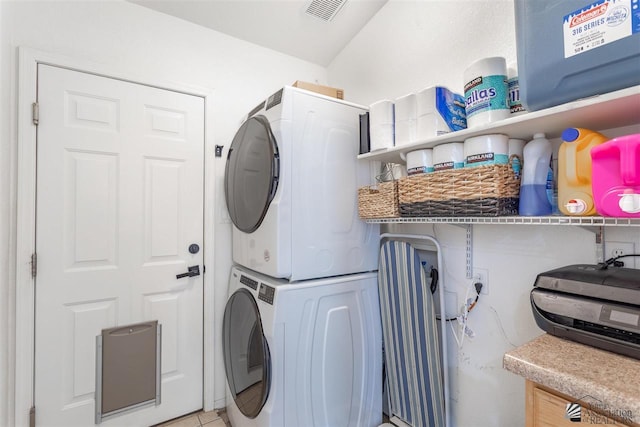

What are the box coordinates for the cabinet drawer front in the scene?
[532,387,576,427]
[530,383,631,427]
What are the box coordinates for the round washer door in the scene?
[222,288,271,418]
[224,115,280,233]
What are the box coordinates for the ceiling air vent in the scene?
[305,0,347,21]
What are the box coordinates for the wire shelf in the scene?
[365,216,640,226]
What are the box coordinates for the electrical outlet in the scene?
[472,267,489,294]
[607,241,636,267]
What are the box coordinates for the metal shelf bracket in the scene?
[452,223,473,279]
[578,225,605,263]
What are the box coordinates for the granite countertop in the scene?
[503,334,640,424]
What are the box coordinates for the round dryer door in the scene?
[224,115,280,233]
[222,288,271,418]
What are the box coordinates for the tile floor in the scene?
[234,382,263,416]
[159,381,259,427]
[157,407,388,427]
[155,409,230,427]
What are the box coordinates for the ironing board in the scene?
[378,237,447,427]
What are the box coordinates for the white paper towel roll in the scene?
[508,138,526,158]
[416,86,443,140]
[464,134,509,167]
[395,93,417,146]
[369,99,395,151]
[404,149,434,175]
[463,57,510,128]
[433,142,464,171]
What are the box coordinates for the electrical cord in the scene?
[453,280,481,348]
[436,281,483,322]
[487,305,518,348]
[598,253,640,270]
[430,267,438,294]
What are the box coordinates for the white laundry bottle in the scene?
[519,133,553,216]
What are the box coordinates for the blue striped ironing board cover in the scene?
[378,240,445,427]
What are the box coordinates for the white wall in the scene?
[0,2,9,426]
[328,1,640,426]
[328,0,517,104]
[0,1,327,425]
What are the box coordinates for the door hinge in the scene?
[30,253,37,278]
[32,102,39,125]
[29,406,35,427]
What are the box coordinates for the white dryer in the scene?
[222,265,382,427]
[224,86,379,281]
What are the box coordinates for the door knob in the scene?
[176,265,200,279]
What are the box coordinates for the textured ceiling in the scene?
[129,0,388,66]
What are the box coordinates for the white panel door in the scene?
[34,64,204,427]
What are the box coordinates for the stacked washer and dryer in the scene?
[222,86,382,427]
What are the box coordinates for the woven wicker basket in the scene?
[398,163,520,217]
[358,181,400,219]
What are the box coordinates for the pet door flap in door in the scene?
[95,321,161,424]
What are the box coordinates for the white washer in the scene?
[223,265,382,427]
[224,86,379,281]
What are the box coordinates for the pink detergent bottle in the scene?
[591,134,640,218]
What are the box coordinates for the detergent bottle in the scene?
[519,133,553,216]
[558,128,608,216]
[591,134,640,218]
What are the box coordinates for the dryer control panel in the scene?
[259,283,275,305]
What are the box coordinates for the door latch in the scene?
[176,265,200,279]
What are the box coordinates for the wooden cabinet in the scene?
[526,380,636,427]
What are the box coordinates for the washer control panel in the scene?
[240,275,258,290]
[258,283,275,305]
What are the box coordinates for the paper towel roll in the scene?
[508,138,526,158]
[433,142,464,171]
[508,138,526,177]
[416,86,444,140]
[390,163,407,179]
[416,86,467,140]
[369,100,395,151]
[404,149,434,175]
[464,57,510,128]
[464,134,509,167]
[395,93,417,146]
[507,62,526,115]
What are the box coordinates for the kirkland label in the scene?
[407,166,435,175]
[464,75,509,118]
[435,87,467,133]
[433,161,464,171]
[563,0,640,58]
[465,152,509,168]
